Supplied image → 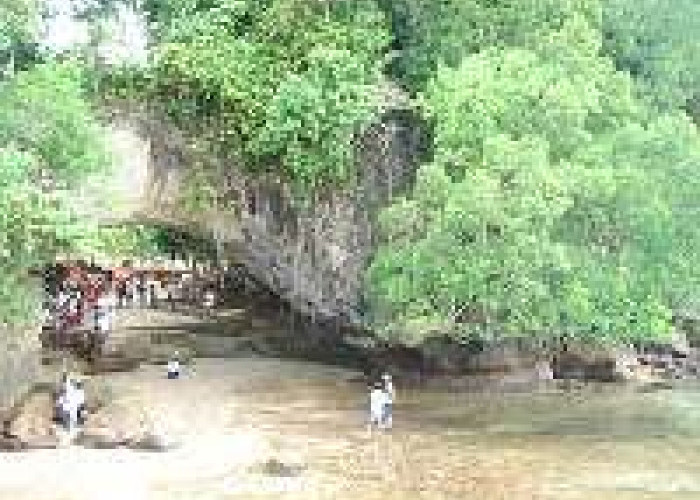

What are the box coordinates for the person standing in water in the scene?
[57,377,78,435]
[167,351,181,379]
[381,373,394,430]
[368,381,387,433]
[74,379,86,426]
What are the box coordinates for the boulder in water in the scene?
[0,435,27,452]
[24,435,60,450]
[127,431,178,452]
[76,429,129,449]
[635,380,674,392]
[260,458,305,477]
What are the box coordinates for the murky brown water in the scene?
[84,358,700,499]
[5,307,700,499]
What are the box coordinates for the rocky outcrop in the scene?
[0,324,42,421]
[101,97,429,331]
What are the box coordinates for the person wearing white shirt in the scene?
[131,280,140,308]
[59,378,79,433]
[94,292,112,351]
[368,382,387,432]
[381,373,394,429]
[202,288,216,318]
[107,289,117,322]
[167,352,181,379]
[74,380,86,425]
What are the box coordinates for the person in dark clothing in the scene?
[148,283,157,309]
[0,419,25,451]
[75,380,87,426]
[117,281,126,309]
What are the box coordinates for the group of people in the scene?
[45,286,78,350]
[44,264,172,353]
[162,271,219,313]
[43,269,114,349]
[369,373,394,432]
[116,274,160,309]
[54,374,86,434]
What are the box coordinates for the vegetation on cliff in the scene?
[4,0,700,351]
[93,0,700,348]
[0,3,159,326]
[106,0,391,194]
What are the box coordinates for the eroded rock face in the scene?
[0,325,42,420]
[104,99,428,329]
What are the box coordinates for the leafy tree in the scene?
[0,0,43,76]
[0,58,139,325]
[601,0,700,114]
[0,147,79,324]
[109,0,391,191]
[380,0,601,93]
[367,14,698,347]
[0,60,111,180]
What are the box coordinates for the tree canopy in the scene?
[4,0,700,350]
[0,17,156,325]
[366,6,700,347]
[114,0,392,192]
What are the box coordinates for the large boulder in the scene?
[125,416,179,452]
[464,339,538,375]
[78,413,130,449]
[553,349,624,382]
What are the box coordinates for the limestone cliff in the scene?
[101,96,429,330]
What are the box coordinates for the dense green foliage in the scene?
[0,0,37,54]
[367,5,700,346]
[4,0,700,350]
[601,0,700,114]
[0,0,44,75]
[0,49,156,325]
[0,62,111,179]
[380,0,601,94]
[0,58,108,324]
[90,0,700,347]
[111,0,391,192]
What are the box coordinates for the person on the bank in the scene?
[369,381,388,432]
[137,275,147,307]
[167,280,176,311]
[57,377,78,433]
[167,352,181,379]
[382,373,394,429]
[74,379,86,426]
[131,279,140,308]
[107,286,117,323]
[147,281,156,308]
[54,372,69,424]
[117,279,127,308]
[54,287,69,348]
[203,287,216,318]
[94,287,112,351]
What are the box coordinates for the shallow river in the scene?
[3,354,700,500]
